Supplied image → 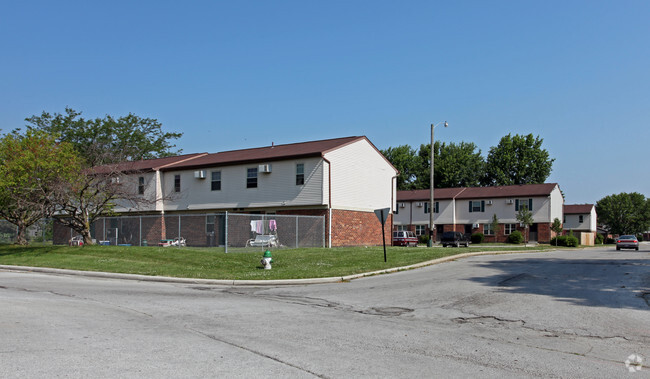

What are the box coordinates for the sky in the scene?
[1,1,648,205]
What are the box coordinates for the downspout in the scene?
[323,156,332,248]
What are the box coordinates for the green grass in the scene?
[0,244,554,280]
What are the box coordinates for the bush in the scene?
[566,235,579,247]
[550,235,579,247]
[637,234,644,242]
[471,233,484,244]
[595,234,604,245]
[507,230,524,244]
[605,237,616,244]
[418,234,430,245]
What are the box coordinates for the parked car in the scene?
[392,231,418,247]
[441,231,470,247]
[616,235,639,251]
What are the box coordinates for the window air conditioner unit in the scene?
[506,199,514,204]
[472,223,480,229]
[194,170,206,179]
[486,200,493,205]
[399,203,406,208]
[258,164,272,173]
[416,202,423,207]
[110,177,120,184]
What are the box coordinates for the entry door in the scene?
[529,223,538,242]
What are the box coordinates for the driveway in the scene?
[1,247,648,377]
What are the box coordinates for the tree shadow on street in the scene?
[465,251,650,310]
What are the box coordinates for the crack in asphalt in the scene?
[185,327,328,378]
[221,288,414,317]
[452,314,637,342]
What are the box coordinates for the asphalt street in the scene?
[1,246,648,378]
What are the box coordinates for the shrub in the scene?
[605,237,616,244]
[566,235,579,247]
[507,230,524,244]
[471,233,484,244]
[418,234,430,245]
[550,235,579,247]
[595,234,604,245]
[637,234,644,242]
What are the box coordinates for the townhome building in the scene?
[563,204,597,245]
[53,136,398,247]
[394,183,564,243]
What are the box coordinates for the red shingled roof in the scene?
[161,136,369,171]
[397,183,559,201]
[564,204,594,214]
[92,153,208,174]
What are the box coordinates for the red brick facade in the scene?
[402,222,554,244]
[330,209,392,247]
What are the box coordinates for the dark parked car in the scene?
[392,231,418,247]
[441,231,470,247]
[616,235,639,251]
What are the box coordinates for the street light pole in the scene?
[428,121,448,247]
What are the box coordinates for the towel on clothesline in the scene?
[269,220,277,231]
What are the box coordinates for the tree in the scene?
[596,192,650,236]
[483,133,554,186]
[0,130,80,245]
[516,204,534,245]
[415,141,485,189]
[381,145,419,190]
[24,108,184,244]
[490,214,500,243]
[25,107,183,166]
[551,217,563,246]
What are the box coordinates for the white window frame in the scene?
[504,223,517,235]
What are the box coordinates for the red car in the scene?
[392,231,418,247]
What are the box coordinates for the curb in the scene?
[0,249,549,286]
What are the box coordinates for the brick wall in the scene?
[330,209,391,247]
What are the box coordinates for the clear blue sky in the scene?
[1,1,648,205]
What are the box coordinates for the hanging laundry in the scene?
[250,220,257,232]
[256,220,264,234]
[269,220,277,231]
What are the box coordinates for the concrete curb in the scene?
[0,249,550,286]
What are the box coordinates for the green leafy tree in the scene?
[381,145,419,190]
[516,204,534,244]
[25,107,183,166]
[0,130,80,245]
[596,192,650,236]
[24,108,184,244]
[551,217,563,246]
[415,141,485,189]
[483,133,554,186]
[490,214,500,243]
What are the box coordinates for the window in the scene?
[138,177,145,195]
[247,167,258,188]
[174,174,181,193]
[469,200,485,213]
[415,225,426,236]
[424,201,439,214]
[206,215,215,234]
[395,225,407,231]
[504,224,517,235]
[296,163,305,185]
[515,198,533,212]
[579,215,584,223]
[483,224,494,235]
[211,171,221,191]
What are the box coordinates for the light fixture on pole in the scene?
[428,121,448,247]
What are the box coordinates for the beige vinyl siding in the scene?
[323,139,397,211]
[161,157,325,211]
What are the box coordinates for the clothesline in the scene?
[250,220,277,234]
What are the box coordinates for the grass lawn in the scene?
[0,244,555,280]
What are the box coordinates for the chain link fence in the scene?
[52,212,325,251]
[0,219,54,244]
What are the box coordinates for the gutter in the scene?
[322,156,332,248]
